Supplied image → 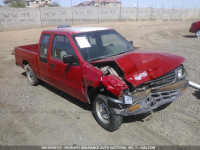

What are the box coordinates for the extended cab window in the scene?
[40,34,50,63]
[52,35,74,61]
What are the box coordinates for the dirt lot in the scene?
[0,21,200,146]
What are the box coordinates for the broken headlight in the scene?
[177,67,187,79]
[123,95,133,104]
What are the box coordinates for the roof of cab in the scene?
[43,27,112,35]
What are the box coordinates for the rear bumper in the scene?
[108,79,188,116]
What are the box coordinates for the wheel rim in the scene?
[26,68,34,82]
[96,100,110,124]
[196,30,200,37]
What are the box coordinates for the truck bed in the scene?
[18,44,39,53]
[15,43,39,77]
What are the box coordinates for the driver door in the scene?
[48,34,84,100]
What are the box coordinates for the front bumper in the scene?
[189,27,195,33]
[107,79,188,116]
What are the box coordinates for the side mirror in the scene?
[63,54,75,64]
[129,41,133,45]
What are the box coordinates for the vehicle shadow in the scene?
[22,72,26,76]
[123,103,171,123]
[182,35,196,38]
[21,72,92,111]
[123,113,150,123]
[153,103,172,112]
[40,81,92,111]
[193,90,200,100]
[21,72,174,123]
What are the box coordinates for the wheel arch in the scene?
[87,85,117,104]
[196,28,200,31]
[87,86,99,104]
[22,60,29,66]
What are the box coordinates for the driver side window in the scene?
[52,35,73,61]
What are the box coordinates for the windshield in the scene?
[73,30,134,62]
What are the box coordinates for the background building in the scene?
[75,0,121,7]
[3,0,51,8]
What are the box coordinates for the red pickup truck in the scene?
[15,27,188,131]
[189,21,200,38]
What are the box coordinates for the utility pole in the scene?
[98,0,100,23]
[38,0,42,27]
[136,0,138,21]
[0,20,3,32]
[119,0,122,21]
[71,0,73,25]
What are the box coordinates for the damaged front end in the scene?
[97,65,188,116]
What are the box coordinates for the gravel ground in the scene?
[0,21,200,146]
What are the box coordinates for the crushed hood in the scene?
[92,50,185,87]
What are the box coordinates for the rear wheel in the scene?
[24,64,38,86]
[195,30,200,38]
[93,95,123,132]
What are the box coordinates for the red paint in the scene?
[101,74,128,97]
[15,27,185,102]
[189,21,200,33]
[92,50,184,87]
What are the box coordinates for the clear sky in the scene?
[0,0,200,9]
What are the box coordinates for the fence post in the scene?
[119,0,121,22]
[192,7,196,22]
[38,1,42,27]
[0,7,3,31]
[150,3,153,21]
[98,0,100,23]
[170,7,174,21]
[161,4,164,21]
[136,1,138,21]
[199,9,200,20]
[71,0,73,25]
[184,7,188,21]
[0,20,3,32]
[38,4,42,27]
[179,6,182,22]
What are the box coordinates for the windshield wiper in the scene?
[109,50,130,57]
[89,50,133,62]
[89,56,106,62]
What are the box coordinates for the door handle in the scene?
[50,63,55,69]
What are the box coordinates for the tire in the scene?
[93,95,123,132]
[195,30,200,38]
[24,64,38,86]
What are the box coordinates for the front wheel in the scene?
[93,95,123,132]
[195,30,200,38]
[24,64,38,86]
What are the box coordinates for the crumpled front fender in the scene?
[101,74,128,97]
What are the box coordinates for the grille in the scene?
[144,90,179,108]
[141,70,176,88]
[151,90,179,101]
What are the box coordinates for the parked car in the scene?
[15,27,188,131]
[189,21,200,38]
